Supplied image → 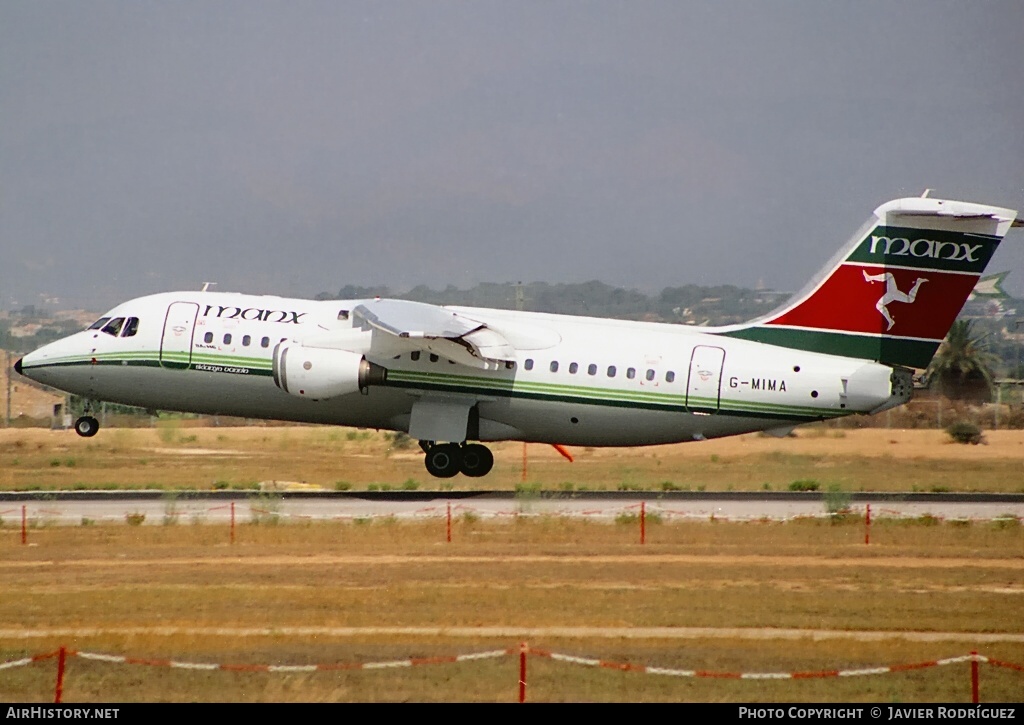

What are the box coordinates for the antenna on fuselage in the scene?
[201,282,217,292]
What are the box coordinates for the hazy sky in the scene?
[3,1,1023,312]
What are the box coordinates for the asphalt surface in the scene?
[1,490,1021,525]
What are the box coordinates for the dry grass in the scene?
[1,519,1022,702]
[1,426,1024,493]
[2,425,1022,701]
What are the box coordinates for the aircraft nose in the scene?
[13,357,23,375]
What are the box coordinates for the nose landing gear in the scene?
[74,416,100,437]
[420,441,495,478]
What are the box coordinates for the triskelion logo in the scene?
[862,270,928,331]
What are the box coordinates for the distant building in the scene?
[3,369,66,421]
[9,323,43,338]
[53,309,99,327]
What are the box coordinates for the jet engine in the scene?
[272,342,387,399]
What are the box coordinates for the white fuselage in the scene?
[19,291,902,446]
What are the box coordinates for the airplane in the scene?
[13,195,1021,478]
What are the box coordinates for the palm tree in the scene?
[926,319,999,400]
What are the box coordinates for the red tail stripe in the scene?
[767,265,975,339]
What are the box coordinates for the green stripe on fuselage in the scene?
[24,352,274,375]
[719,327,938,369]
[28,353,843,424]
[386,370,840,422]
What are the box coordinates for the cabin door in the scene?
[160,302,199,369]
[685,345,725,412]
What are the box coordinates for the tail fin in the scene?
[718,196,1019,369]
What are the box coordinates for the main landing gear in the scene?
[74,415,100,437]
[420,441,494,478]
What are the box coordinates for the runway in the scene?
[1,491,1021,526]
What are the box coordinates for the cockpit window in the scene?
[121,317,140,337]
[101,317,125,336]
[88,317,111,331]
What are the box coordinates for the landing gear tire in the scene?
[423,443,461,478]
[74,416,100,438]
[459,444,494,477]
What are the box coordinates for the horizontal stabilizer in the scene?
[897,211,1007,220]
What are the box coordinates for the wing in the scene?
[352,298,516,369]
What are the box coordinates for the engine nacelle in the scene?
[272,342,387,400]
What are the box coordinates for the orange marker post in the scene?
[640,501,646,545]
[21,505,27,545]
[54,646,67,703]
[519,642,528,703]
[446,501,452,543]
[865,503,871,546]
[971,650,980,703]
[230,501,236,544]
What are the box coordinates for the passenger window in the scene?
[261,337,270,348]
[666,371,675,383]
[626,367,636,380]
[429,354,439,363]
[223,334,232,345]
[411,351,421,361]
[607,365,616,377]
[88,317,111,331]
[204,332,214,344]
[587,364,597,376]
[525,359,534,371]
[242,335,251,346]
[121,317,140,337]
[569,362,578,374]
[101,317,124,336]
[646,369,655,381]
[549,361,559,373]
